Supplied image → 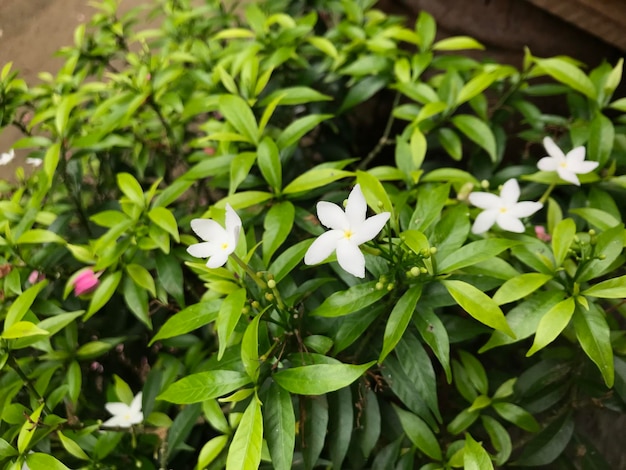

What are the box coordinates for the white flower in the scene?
[25,158,42,167]
[187,204,241,268]
[537,137,599,186]
[103,392,143,428]
[304,184,390,278]
[0,149,14,166]
[469,179,542,234]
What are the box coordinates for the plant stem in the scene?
[230,253,267,289]
[7,355,52,415]
[358,92,400,170]
[539,182,556,205]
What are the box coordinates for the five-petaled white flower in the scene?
[304,184,390,278]
[469,179,542,234]
[537,137,598,186]
[25,158,42,167]
[187,204,241,268]
[0,149,14,166]
[103,392,143,428]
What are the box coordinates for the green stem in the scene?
[538,182,556,205]
[8,355,52,415]
[358,92,400,170]
[230,253,267,289]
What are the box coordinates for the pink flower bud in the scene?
[535,225,551,242]
[73,269,101,296]
[28,271,45,284]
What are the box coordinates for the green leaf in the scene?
[36,311,82,337]
[514,412,574,466]
[273,361,374,395]
[85,271,122,320]
[269,239,313,283]
[18,403,45,453]
[148,207,179,242]
[481,415,512,466]
[150,300,220,345]
[5,280,48,329]
[16,229,66,245]
[443,280,515,337]
[573,303,613,387]
[582,274,626,298]
[456,71,498,105]
[241,311,263,382]
[67,360,82,404]
[158,370,251,404]
[433,36,484,51]
[338,76,388,113]
[576,224,624,282]
[438,239,518,273]
[219,94,259,144]
[414,308,451,382]
[534,57,597,99]
[357,388,381,458]
[410,184,450,232]
[197,435,229,469]
[276,114,332,149]
[464,434,494,470]
[1,321,49,339]
[260,86,332,106]
[451,114,497,162]
[122,275,151,329]
[282,168,353,194]
[310,281,388,317]
[58,431,90,460]
[393,405,441,460]
[302,394,328,470]
[551,218,576,267]
[307,36,338,58]
[117,172,145,208]
[458,351,488,395]
[569,207,620,231]
[217,288,247,360]
[215,191,273,210]
[437,127,463,161]
[416,11,436,50]
[588,113,614,167]
[126,264,156,297]
[229,152,256,195]
[527,297,575,356]
[44,142,61,185]
[156,250,185,307]
[264,381,295,470]
[328,387,353,469]
[25,453,71,470]
[262,202,295,265]
[356,170,394,215]
[226,396,263,470]
[257,136,282,191]
[492,402,540,432]
[492,273,552,305]
[379,285,422,362]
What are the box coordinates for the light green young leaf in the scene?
[58,431,90,460]
[25,453,71,470]
[18,403,45,454]
[16,229,66,245]
[5,280,48,329]
[433,36,484,51]
[217,288,247,360]
[438,239,518,273]
[219,94,259,144]
[117,172,145,208]
[257,136,282,191]
[85,271,122,320]
[241,311,264,382]
[464,434,494,470]
[492,402,540,432]
[226,396,263,470]
[582,274,626,298]
[456,71,498,106]
[262,202,295,265]
[229,152,257,195]
[273,361,375,395]
[126,264,156,297]
[451,114,497,162]
[551,218,576,268]
[197,435,229,470]
[1,321,49,340]
[158,370,251,404]
[310,281,389,317]
[379,285,422,363]
[283,169,353,194]
[527,297,575,356]
[393,405,442,460]
[534,57,597,99]
[416,11,436,50]
[264,381,295,470]
[573,303,614,387]
[443,280,515,337]
[356,170,393,215]
[492,273,552,305]
[276,114,333,149]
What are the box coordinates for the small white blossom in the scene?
[103,392,143,428]
[537,137,598,186]
[0,149,14,166]
[187,204,241,268]
[25,158,42,167]
[304,184,390,278]
[469,179,542,234]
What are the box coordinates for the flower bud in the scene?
[264,292,274,301]
[267,279,277,289]
[410,266,420,277]
[375,282,384,290]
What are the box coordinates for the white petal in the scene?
[468,192,501,210]
[572,160,599,174]
[25,158,42,167]
[556,167,581,185]
[316,201,348,230]
[500,179,520,206]
[497,213,525,233]
[345,184,367,227]
[103,415,128,428]
[537,156,559,171]
[207,251,230,268]
[304,230,343,265]
[543,137,565,159]
[336,239,366,278]
[187,241,219,259]
[130,393,143,413]
[352,212,390,245]
[509,201,543,218]
[471,209,498,234]
[565,146,586,165]
[224,204,242,236]
[105,402,128,416]
[190,219,226,242]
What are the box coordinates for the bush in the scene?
[1,0,626,468]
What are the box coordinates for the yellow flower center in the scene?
[221,242,229,250]
[344,229,353,240]
[559,161,568,168]
[499,207,508,214]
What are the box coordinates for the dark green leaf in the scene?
[573,303,613,387]
[379,285,422,362]
[273,362,374,395]
[310,281,388,317]
[264,382,295,470]
[513,412,574,466]
[328,387,353,469]
[394,405,441,460]
[150,300,220,345]
[302,394,328,470]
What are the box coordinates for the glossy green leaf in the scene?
[356,170,393,215]
[447,408,480,435]
[17,403,45,453]
[302,394,328,470]
[126,263,156,297]
[582,274,626,298]
[379,285,422,362]
[573,303,613,387]
[158,370,251,404]
[414,308,451,382]
[492,402,540,432]
[122,275,151,329]
[117,172,145,208]
[219,94,259,144]
[456,71,498,105]
[357,388,381,458]
[410,183,450,232]
[156,250,185,307]
[283,168,353,194]
[464,434,493,470]
[433,36,484,51]
[481,415,512,465]
[535,57,597,99]
[1,321,49,340]
[492,273,552,305]
[514,412,574,466]
[443,280,515,337]
[257,136,282,191]
[262,202,295,265]
[551,218,576,267]
[226,396,263,470]
[576,224,624,282]
[416,11,436,50]
[276,114,332,149]
[393,405,441,460]
[58,431,90,460]
[241,311,263,382]
[229,152,256,195]
[458,351,488,395]
[569,207,620,231]
[273,361,374,395]
[16,229,66,245]
[85,271,122,320]
[338,76,387,113]
[588,113,614,167]
[197,435,229,469]
[437,127,462,161]
[438,239,518,273]
[5,280,48,329]
[527,297,575,356]
[25,453,71,470]
[451,114,497,162]
[269,239,313,282]
[328,387,353,469]
[149,207,180,242]
[150,300,220,345]
[310,281,388,317]
[264,381,295,470]
[217,288,247,360]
